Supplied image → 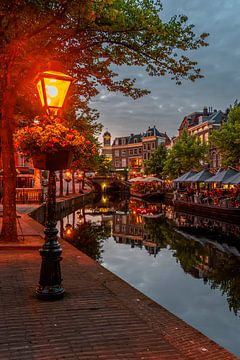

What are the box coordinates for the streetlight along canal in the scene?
[58,195,240,357]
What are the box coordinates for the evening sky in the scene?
[93,0,240,142]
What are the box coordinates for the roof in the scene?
[173,171,198,183]
[222,171,240,184]
[186,169,213,182]
[128,134,142,144]
[144,126,167,138]
[205,169,238,183]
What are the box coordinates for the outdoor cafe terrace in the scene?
[173,169,240,208]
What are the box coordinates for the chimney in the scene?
[203,106,208,116]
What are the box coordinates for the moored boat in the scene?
[130,189,164,200]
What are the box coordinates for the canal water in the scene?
[58,194,240,357]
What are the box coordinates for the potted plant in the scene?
[14,117,90,170]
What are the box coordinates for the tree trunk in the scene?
[72,170,75,194]
[0,87,18,242]
[34,168,41,188]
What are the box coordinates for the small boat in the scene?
[142,213,163,219]
[130,190,164,200]
[174,199,240,223]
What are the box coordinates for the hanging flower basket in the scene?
[14,117,94,170]
[32,150,73,170]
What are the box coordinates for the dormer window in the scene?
[147,131,152,137]
[134,138,138,143]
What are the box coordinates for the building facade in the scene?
[101,130,112,160]
[112,126,170,175]
[178,107,227,170]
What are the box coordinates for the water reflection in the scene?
[58,195,240,355]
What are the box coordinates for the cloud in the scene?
[95,0,240,141]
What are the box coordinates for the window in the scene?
[151,142,155,149]
[129,149,133,155]
[147,143,151,150]
[115,150,119,156]
[139,148,142,154]
[122,158,127,167]
[134,138,138,143]
[115,160,120,167]
[121,149,127,156]
[144,153,147,160]
[134,148,138,155]
[122,138,125,145]
[143,144,146,150]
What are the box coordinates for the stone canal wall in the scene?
[30,191,94,224]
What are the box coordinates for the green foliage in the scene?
[164,129,209,179]
[210,103,240,167]
[96,155,112,175]
[1,0,208,117]
[144,143,167,177]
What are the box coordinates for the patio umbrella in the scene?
[143,177,163,182]
[222,171,240,185]
[128,177,144,182]
[205,169,238,183]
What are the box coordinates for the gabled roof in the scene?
[208,110,226,124]
[128,134,142,144]
[144,126,167,138]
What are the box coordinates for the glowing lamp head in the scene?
[36,70,75,114]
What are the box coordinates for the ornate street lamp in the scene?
[35,70,75,300]
[64,170,72,196]
[36,70,74,116]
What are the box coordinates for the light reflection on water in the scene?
[58,195,240,356]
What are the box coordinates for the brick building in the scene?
[101,130,112,160]
[112,126,170,175]
[178,107,227,170]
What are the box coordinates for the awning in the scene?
[222,171,240,185]
[173,171,197,183]
[205,169,238,183]
[186,169,213,183]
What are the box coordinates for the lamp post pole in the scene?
[36,169,64,299]
[34,69,75,300]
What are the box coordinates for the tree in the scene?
[210,103,240,168]
[164,129,209,179]
[96,155,112,176]
[0,0,208,241]
[144,143,167,178]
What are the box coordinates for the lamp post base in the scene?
[36,285,65,300]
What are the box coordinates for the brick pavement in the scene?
[0,216,238,360]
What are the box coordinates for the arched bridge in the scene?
[89,176,130,193]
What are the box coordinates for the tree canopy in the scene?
[0,0,208,241]
[210,103,240,168]
[163,129,209,179]
[144,143,167,178]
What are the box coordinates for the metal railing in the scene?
[16,188,43,204]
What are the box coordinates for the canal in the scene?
[58,194,240,357]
